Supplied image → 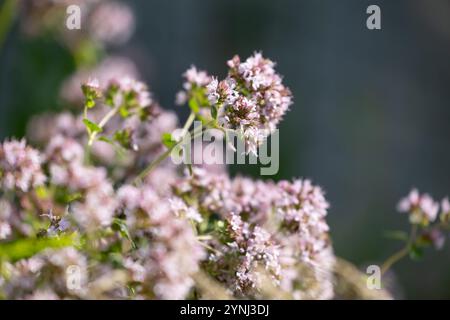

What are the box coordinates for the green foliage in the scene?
[0,233,78,262]
[113,129,132,149]
[119,105,131,118]
[161,132,176,149]
[104,84,119,107]
[188,87,210,114]
[112,218,136,250]
[98,136,114,145]
[409,244,424,260]
[211,104,218,120]
[384,230,409,242]
[83,118,102,135]
[188,97,200,113]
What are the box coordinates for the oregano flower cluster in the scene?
[1,47,449,299]
[176,53,293,156]
[0,49,337,299]
[1,2,448,300]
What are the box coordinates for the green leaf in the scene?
[197,89,210,107]
[113,130,132,149]
[98,136,114,145]
[188,97,200,113]
[85,98,96,109]
[53,186,83,204]
[35,185,49,199]
[104,85,118,107]
[83,118,102,134]
[0,233,78,262]
[161,132,176,148]
[119,105,130,118]
[383,230,409,242]
[98,136,126,157]
[113,219,136,250]
[65,192,83,203]
[211,105,218,120]
[409,244,424,260]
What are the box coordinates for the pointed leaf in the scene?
[162,132,176,148]
[83,118,102,134]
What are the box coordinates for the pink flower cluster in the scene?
[397,189,450,250]
[22,0,135,49]
[0,139,46,192]
[3,248,88,299]
[173,167,334,298]
[276,179,330,262]
[46,135,117,229]
[117,184,205,299]
[1,57,333,299]
[397,189,448,225]
[1,46,399,300]
[0,199,13,240]
[211,53,292,155]
[220,212,282,296]
[88,1,135,45]
[222,53,292,129]
[175,66,212,106]
[175,53,292,156]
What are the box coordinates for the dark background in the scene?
[1,0,449,298]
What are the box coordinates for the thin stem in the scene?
[196,235,213,241]
[381,224,418,275]
[133,146,174,185]
[88,105,120,146]
[98,106,120,128]
[380,247,409,276]
[197,240,220,255]
[82,105,93,165]
[181,112,196,137]
[133,113,207,185]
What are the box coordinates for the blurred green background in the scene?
[1,0,450,298]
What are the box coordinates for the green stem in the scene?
[88,105,120,146]
[196,239,220,255]
[381,224,418,275]
[133,127,205,185]
[133,113,202,185]
[181,112,196,137]
[133,146,175,185]
[380,247,409,276]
